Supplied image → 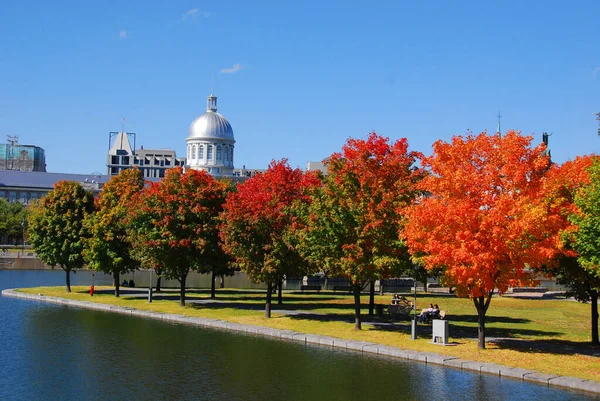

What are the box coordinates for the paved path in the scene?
[2,288,600,396]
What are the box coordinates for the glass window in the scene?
[224,147,229,161]
[207,145,213,160]
[199,145,204,160]
[111,156,119,165]
[192,146,196,160]
[216,146,222,161]
[9,191,16,203]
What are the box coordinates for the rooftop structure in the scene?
[0,136,46,172]
[107,131,186,178]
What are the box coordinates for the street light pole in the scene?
[411,263,417,340]
[21,217,25,255]
[148,269,153,303]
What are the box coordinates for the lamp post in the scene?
[411,263,417,340]
[148,269,153,303]
[21,217,25,255]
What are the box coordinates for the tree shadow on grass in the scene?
[446,314,531,325]
[490,338,600,357]
[448,325,562,340]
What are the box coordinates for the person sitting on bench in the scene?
[418,303,434,323]
[391,293,401,305]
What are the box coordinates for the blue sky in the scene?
[1,1,598,174]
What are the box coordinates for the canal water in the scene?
[0,270,597,401]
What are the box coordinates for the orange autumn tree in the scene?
[404,131,550,349]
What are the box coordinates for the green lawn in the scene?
[18,286,600,382]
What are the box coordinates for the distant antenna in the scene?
[7,135,18,146]
[497,112,502,136]
[211,66,215,95]
[6,135,18,170]
[121,117,125,133]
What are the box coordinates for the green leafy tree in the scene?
[297,133,422,329]
[567,159,600,344]
[0,199,27,245]
[83,168,145,297]
[220,160,320,317]
[27,181,95,292]
[128,167,227,306]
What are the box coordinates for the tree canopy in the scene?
[297,132,423,329]
[0,198,27,244]
[564,158,600,344]
[128,167,227,306]
[220,159,320,317]
[404,131,550,348]
[84,168,145,296]
[27,181,95,292]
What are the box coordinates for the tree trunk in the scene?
[65,267,71,293]
[353,283,362,330]
[179,274,187,307]
[211,271,216,299]
[265,282,272,318]
[423,279,428,293]
[368,280,375,316]
[591,290,599,345]
[155,275,162,292]
[473,293,493,349]
[277,279,283,305]
[114,271,120,297]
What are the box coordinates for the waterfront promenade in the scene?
[3,288,599,396]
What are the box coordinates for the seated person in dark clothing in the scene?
[391,293,400,305]
[418,303,434,323]
[121,279,128,287]
[128,279,135,288]
[431,304,440,318]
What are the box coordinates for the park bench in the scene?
[300,285,322,292]
[332,285,353,293]
[420,310,447,324]
[387,303,412,320]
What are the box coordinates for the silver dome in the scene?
[187,95,235,142]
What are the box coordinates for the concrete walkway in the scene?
[2,288,599,396]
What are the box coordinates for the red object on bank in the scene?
[90,286,94,296]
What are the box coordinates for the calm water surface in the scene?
[0,270,597,401]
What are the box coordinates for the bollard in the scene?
[90,285,94,296]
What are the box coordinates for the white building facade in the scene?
[186,94,235,177]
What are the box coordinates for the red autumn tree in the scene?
[220,159,320,318]
[128,167,227,306]
[404,131,550,349]
[297,132,423,330]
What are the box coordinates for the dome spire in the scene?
[207,94,217,112]
[207,68,217,112]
